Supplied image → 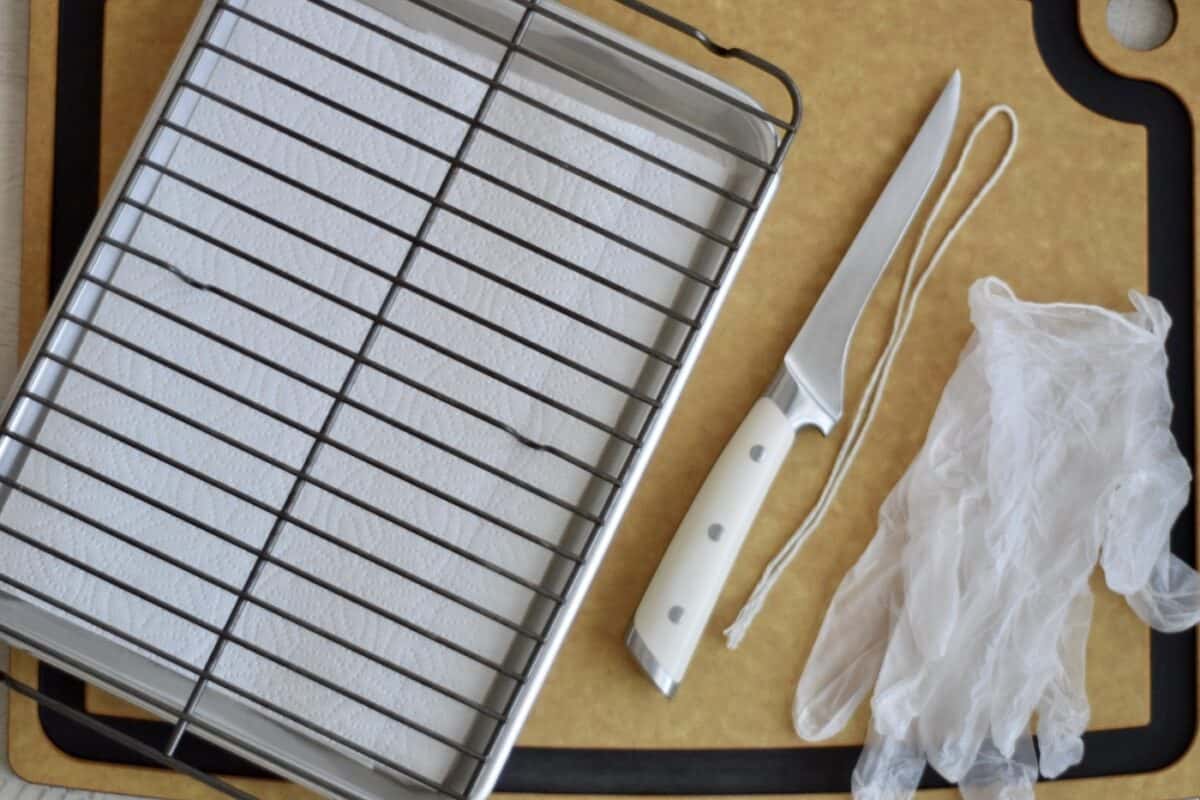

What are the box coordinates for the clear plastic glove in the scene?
[793,277,1197,799]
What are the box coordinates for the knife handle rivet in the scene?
[750,445,765,462]
[668,605,684,624]
[708,524,724,542]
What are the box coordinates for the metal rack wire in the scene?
[0,0,799,798]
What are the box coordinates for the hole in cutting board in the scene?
[1106,0,1176,51]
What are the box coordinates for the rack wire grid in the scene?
[0,0,799,798]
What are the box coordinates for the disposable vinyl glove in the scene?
[793,277,1198,799]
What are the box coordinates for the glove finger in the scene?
[958,735,1037,800]
[874,474,980,737]
[794,496,908,741]
[1100,424,1190,595]
[989,579,1089,758]
[920,679,991,783]
[917,574,1017,783]
[1126,551,1200,633]
[852,723,925,800]
[870,609,927,740]
[919,618,1023,782]
[1036,587,1092,778]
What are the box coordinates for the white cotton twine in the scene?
[724,104,1020,649]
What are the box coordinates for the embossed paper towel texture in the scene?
[0,0,736,784]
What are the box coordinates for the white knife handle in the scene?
[628,397,794,696]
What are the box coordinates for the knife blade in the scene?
[627,71,961,697]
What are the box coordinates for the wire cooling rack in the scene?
[0,0,798,798]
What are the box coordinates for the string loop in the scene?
[725,104,1020,648]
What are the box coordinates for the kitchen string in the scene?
[725,103,1020,648]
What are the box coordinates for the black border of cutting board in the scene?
[24,0,1198,794]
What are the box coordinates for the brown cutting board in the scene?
[10,0,1199,797]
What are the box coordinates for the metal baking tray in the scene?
[0,1,798,798]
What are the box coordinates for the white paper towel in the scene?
[0,0,745,786]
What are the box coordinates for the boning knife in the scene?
[627,71,962,697]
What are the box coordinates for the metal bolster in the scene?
[764,367,838,435]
